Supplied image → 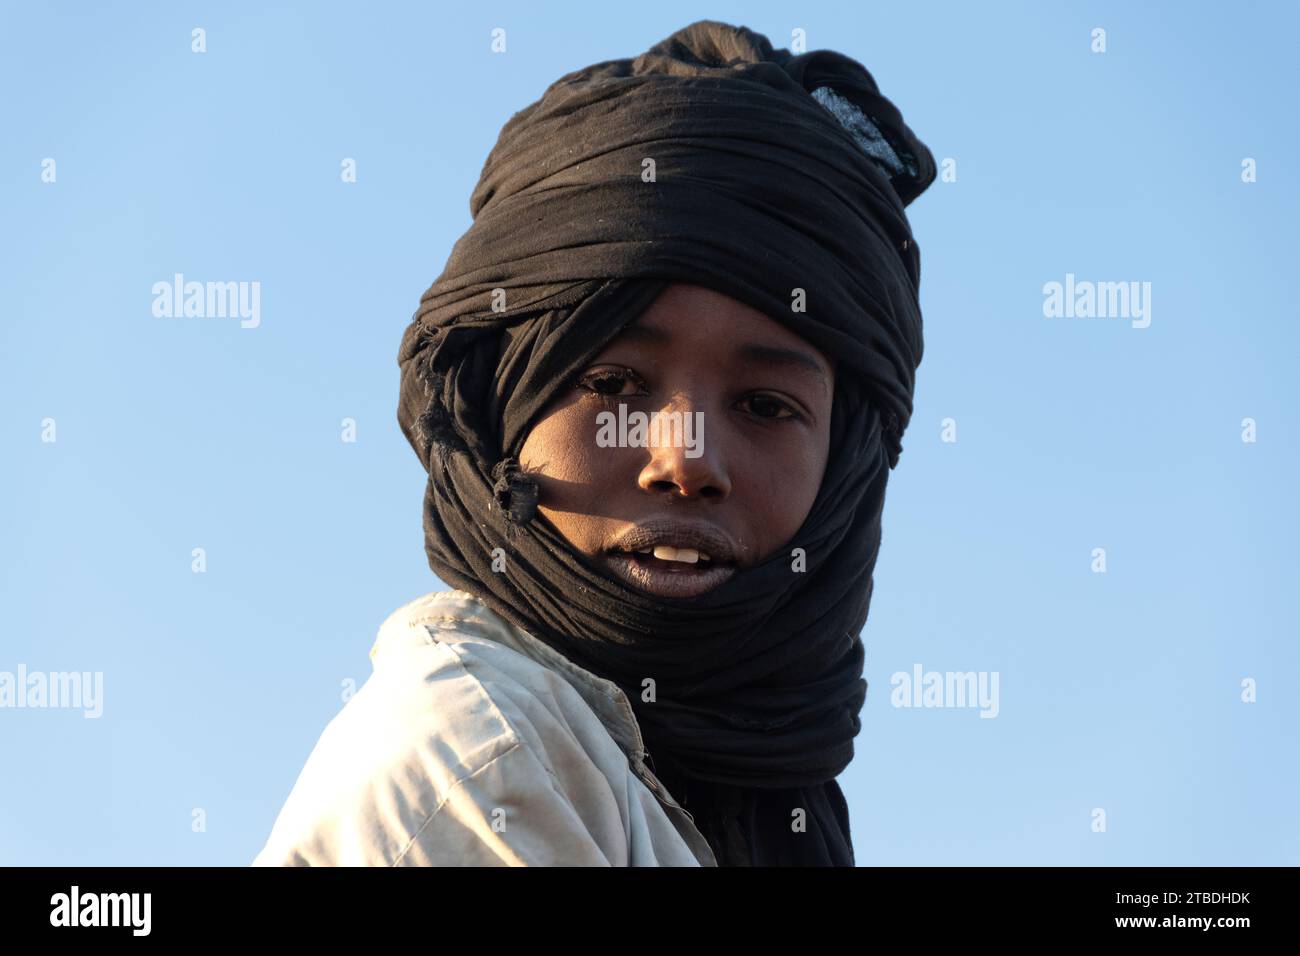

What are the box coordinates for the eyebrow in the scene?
[615,324,830,383]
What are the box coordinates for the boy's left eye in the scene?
[739,394,797,420]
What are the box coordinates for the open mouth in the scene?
[620,545,721,571]
[606,545,736,598]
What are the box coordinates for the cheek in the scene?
[519,403,623,498]
[518,402,641,559]
[732,430,829,539]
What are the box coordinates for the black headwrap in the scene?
[396,20,935,866]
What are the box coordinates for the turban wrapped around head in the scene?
[396,19,936,866]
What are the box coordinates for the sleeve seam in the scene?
[390,739,526,866]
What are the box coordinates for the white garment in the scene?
[251,589,716,866]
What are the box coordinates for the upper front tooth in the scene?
[652,545,699,564]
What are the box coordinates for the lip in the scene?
[604,552,737,598]
[608,519,740,564]
[604,519,742,598]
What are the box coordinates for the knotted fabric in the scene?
[395,19,935,866]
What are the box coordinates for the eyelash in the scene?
[571,367,805,423]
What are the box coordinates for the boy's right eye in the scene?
[573,367,646,397]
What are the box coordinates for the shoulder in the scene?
[368,590,625,760]
[252,590,634,866]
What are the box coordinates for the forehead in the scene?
[607,283,834,378]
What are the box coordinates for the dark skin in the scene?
[518,282,835,593]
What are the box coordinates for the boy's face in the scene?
[518,282,835,599]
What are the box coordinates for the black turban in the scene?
[396,20,935,866]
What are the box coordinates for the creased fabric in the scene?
[395,19,935,866]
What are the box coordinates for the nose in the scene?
[635,394,730,500]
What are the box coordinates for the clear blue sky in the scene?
[2,1,1296,865]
